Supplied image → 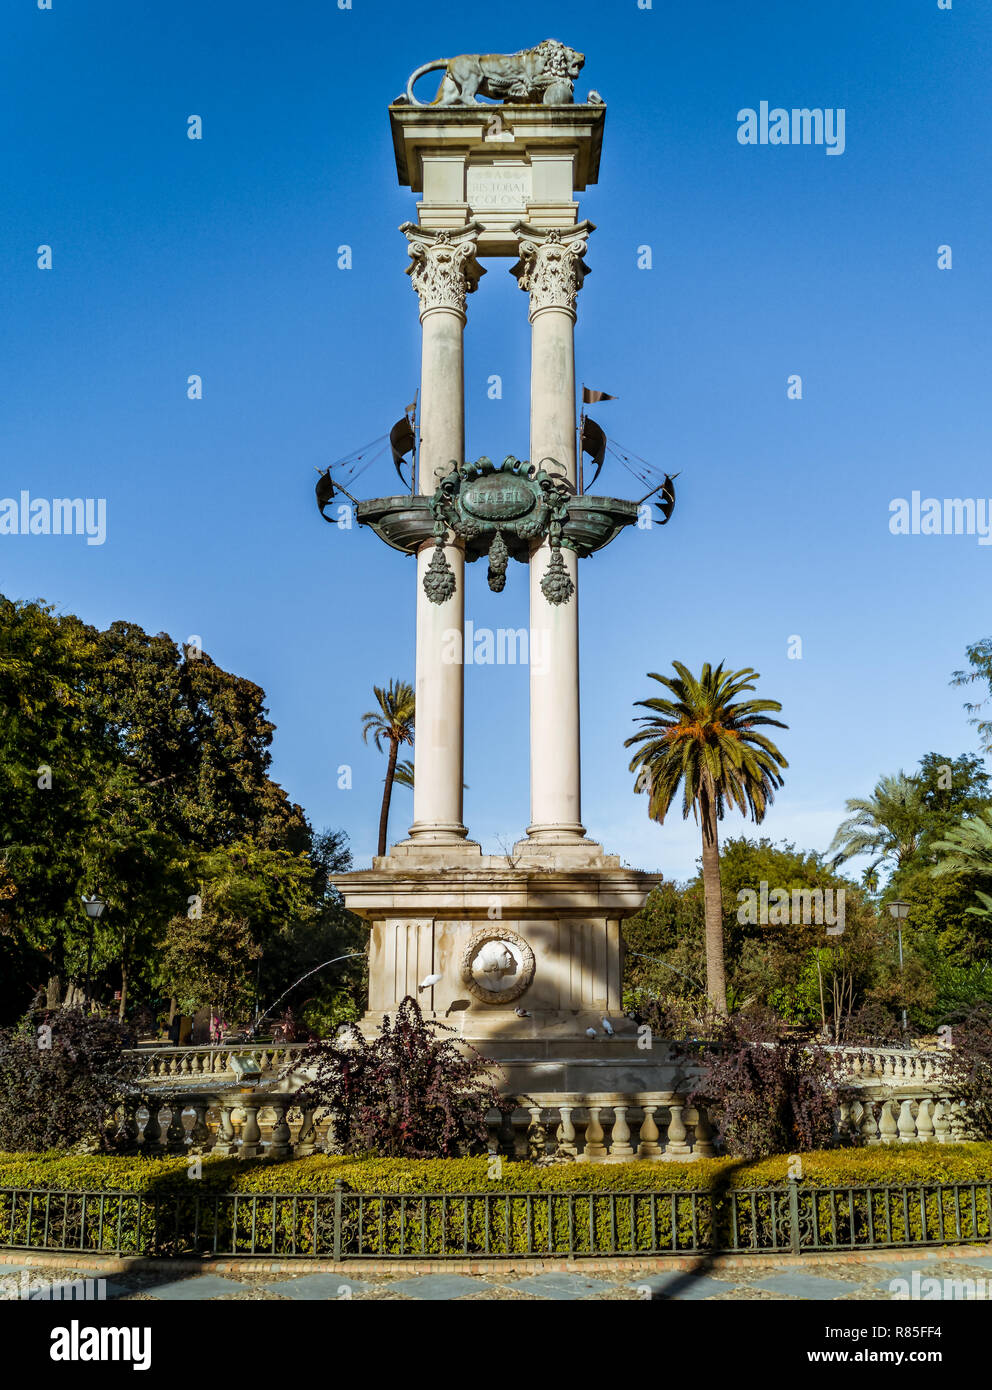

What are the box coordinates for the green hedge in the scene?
[3,1144,992,1195]
[3,1148,991,1257]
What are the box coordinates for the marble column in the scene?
[401,223,484,845]
[512,223,593,843]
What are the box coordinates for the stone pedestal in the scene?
[340,843,663,1097]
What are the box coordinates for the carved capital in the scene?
[511,221,594,319]
[401,221,485,319]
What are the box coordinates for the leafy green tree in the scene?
[0,595,356,1026]
[914,752,991,849]
[625,662,788,1014]
[160,911,261,1023]
[361,681,415,857]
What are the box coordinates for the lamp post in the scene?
[80,894,105,1008]
[888,899,910,1035]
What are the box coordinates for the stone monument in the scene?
[335,42,672,1107]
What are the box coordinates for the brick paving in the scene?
[3,1246,992,1300]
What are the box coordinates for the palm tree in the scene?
[931,808,992,921]
[361,681,415,857]
[828,772,927,877]
[625,661,788,1014]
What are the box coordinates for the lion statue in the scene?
[404,40,584,107]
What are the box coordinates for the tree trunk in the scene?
[699,783,728,1015]
[118,961,127,1023]
[377,738,399,857]
[46,974,62,1009]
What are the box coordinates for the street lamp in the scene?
[888,899,910,1035]
[80,894,105,1008]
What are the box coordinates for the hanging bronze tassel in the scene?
[423,527,456,604]
[487,530,508,592]
[541,545,574,605]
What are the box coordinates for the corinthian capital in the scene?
[511,221,595,319]
[401,222,485,318]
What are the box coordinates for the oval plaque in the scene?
[461,475,535,522]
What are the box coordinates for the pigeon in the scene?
[585,1027,598,1039]
[418,973,442,993]
[601,1017,615,1036]
[514,1007,531,1018]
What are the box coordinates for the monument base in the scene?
[337,839,664,1099]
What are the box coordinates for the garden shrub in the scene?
[673,1009,859,1158]
[0,1009,140,1153]
[289,995,509,1158]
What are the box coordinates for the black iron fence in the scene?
[2,1179,990,1261]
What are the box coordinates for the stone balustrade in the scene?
[130,1087,973,1163]
[127,1044,309,1083]
[846,1095,971,1145]
[129,1093,716,1163]
[123,1042,968,1161]
[828,1045,951,1088]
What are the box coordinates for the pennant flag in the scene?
[389,415,416,485]
[582,386,618,403]
[315,469,336,523]
[655,473,678,525]
[580,415,607,490]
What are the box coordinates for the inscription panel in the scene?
[466,165,533,211]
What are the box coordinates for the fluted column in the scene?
[401,222,484,844]
[512,223,593,843]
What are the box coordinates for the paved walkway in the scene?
[4,1249,992,1300]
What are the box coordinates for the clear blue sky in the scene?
[3,0,990,878]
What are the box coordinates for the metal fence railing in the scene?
[2,1179,989,1261]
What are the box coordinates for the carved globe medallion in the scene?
[461,928,536,1004]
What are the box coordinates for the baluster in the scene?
[933,1100,951,1143]
[692,1105,715,1157]
[527,1106,548,1161]
[556,1105,578,1157]
[897,1098,917,1142]
[949,1100,969,1142]
[239,1104,261,1158]
[665,1102,691,1156]
[165,1101,188,1153]
[608,1105,634,1160]
[878,1099,899,1145]
[636,1105,662,1159]
[295,1108,318,1157]
[188,1101,211,1151]
[916,1098,935,1142]
[213,1103,237,1155]
[266,1102,291,1160]
[859,1100,879,1145]
[141,1101,162,1151]
[583,1107,607,1160]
